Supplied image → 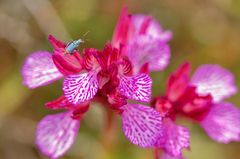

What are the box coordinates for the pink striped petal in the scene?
[156,119,190,157]
[63,71,99,104]
[191,65,237,102]
[121,104,163,148]
[200,102,240,143]
[36,111,80,159]
[126,35,170,73]
[119,74,152,102]
[22,51,63,88]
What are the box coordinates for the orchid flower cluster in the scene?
[21,7,240,159]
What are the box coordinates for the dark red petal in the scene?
[118,56,133,76]
[176,86,213,119]
[52,49,82,75]
[48,34,66,49]
[93,50,107,70]
[139,63,149,74]
[97,71,110,89]
[153,96,174,118]
[104,43,120,66]
[100,65,120,94]
[71,102,90,120]
[107,90,127,111]
[45,96,73,110]
[82,48,101,70]
[167,62,190,102]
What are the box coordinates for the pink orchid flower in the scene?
[21,7,174,159]
[112,7,172,74]
[152,62,239,159]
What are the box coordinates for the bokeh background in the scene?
[0,0,240,159]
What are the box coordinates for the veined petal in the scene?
[63,70,99,104]
[191,64,237,102]
[36,111,80,159]
[22,51,63,88]
[121,104,163,148]
[118,73,152,102]
[125,35,170,73]
[200,102,240,143]
[156,119,190,157]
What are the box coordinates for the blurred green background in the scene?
[0,0,240,159]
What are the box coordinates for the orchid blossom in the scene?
[152,62,239,159]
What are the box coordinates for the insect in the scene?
[65,39,84,54]
[65,31,90,54]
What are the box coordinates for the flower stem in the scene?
[154,148,161,159]
[101,108,116,150]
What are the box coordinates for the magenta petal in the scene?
[121,104,163,148]
[112,7,132,48]
[126,35,170,73]
[191,64,237,102]
[48,34,65,49]
[63,71,99,104]
[200,102,240,143]
[119,73,152,102]
[156,119,190,156]
[22,51,63,88]
[36,111,80,159]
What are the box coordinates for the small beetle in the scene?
[65,39,84,54]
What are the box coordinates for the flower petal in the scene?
[121,104,163,148]
[48,34,65,49]
[132,15,172,42]
[112,7,132,48]
[156,119,190,156]
[118,73,152,102]
[63,70,99,104]
[125,35,170,73]
[45,95,73,110]
[22,51,63,88]
[36,111,80,159]
[52,50,82,75]
[191,64,237,102]
[167,62,190,102]
[200,102,240,143]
